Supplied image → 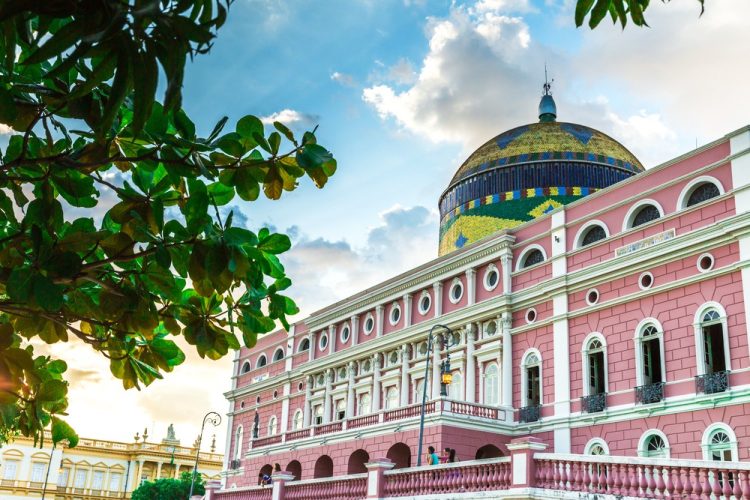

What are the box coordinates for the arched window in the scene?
[292,410,303,430]
[483,363,499,406]
[582,335,607,397]
[313,405,323,426]
[298,338,310,352]
[256,355,267,369]
[414,379,425,404]
[634,320,665,403]
[702,424,738,462]
[358,393,371,415]
[335,399,346,420]
[585,438,609,456]
[385,387,399,410]
[638,431,669,458]
[241,362,251,374]
[273,348,285,362]
[624,200,663,231]
[233,426,243,460]
[518,247,545,270]
[679,177,724,209]
[694,304,731,394]
[448,372,463,400]
[688,183,720,207]
[268,416,277,436]
[581,225,607,247]
[522,351,542,407]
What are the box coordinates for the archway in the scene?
[313,455,334,478]
[286,460,302,480]
[347,449,370,474]
[475,444,503,460]
[258,464,273,485]
[386,442,411,469]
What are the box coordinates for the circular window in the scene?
[340,325,350,343]
[389,304,401,325]
[255,396,261,404]
[339,367,347,380]
[273,390,278,399]
[362,360,371,373]
[449,280,464,304]
[485,321,498,336]
[316,374,324,386]
[697,253,714,273]
[525,308,537,324]
[418,294,431,315]
[363,315,374,335]
[418,342,428,356]
[586,289,599,306]
[319,333,328,350]
[484,266,500,291]
[389,351,399,365]
[639,272,654,290]
[298,382,303,391]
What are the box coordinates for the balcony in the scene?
[519,404,540,423]
[229,459,241,470]
[696,370,730,394]
[634,382,664,404]
[249,400,506,450]
[581,392,607,413]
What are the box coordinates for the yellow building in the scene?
[0,427,222,499]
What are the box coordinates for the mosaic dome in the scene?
[438,93,644,256]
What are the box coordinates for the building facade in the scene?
[219,91,750,494]
[0,429,223,499]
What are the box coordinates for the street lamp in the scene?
[188,411,221,499]
[416,324,458,466]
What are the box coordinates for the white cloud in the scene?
[386,58,418,85]
[0,124,14,135]
[260,109,318,126]
[331,71,356,87]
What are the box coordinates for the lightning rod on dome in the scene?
[539,64,557,122]
[543,63,554,96]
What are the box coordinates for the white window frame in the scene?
[483,264,500,291]
[234,425,243,459]
[417,291,432,315]
[74,468,89,489]
[448,371,463,400]
[515,244,547,272]
[297,338,310,352]
[637,429,670,458]
[693,302,731,375]
[2,459,19,480]
[255,354,267,369]
[584,437,610,455]
[268,416,278,436]
[448,278,464,304]
[389,302,401,326]
[633,318,666,387]
[521,349,543,406]
[108,472,122,492]
[483,363,499,406]
[57,467,71,487]
[363,314,375,335]
[385,386,399,410]
[622,199,665,231]
[91,469,105,490]
[701,423,739,461]
[483,319,498,338]
[340,324,350,343]
[677,176,725,210]
[292,410,303,430]
[573,220,610,249]
[30,461,47,482]
[273,347,285,362]
[240,361,251,374]
[581,332,608,396]
[358,392,371,415]
[318,333,328,350]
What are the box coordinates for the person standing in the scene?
[427,446,439,465]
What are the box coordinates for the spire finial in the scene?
[543,63,553,96]
[538,65,557,123]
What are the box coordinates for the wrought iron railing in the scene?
[519,404,541,423]
[696,370,730,394]
[229,459,241,470]
[581,392,607,413]
[634,382,664,404]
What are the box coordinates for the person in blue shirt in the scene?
[427,446,440,465]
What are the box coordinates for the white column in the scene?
[433,282,443,318]
[403,294,412,328]
[501,251,512,295]
[376,305,385,337]
[431,337,441,399]
[322,369,333,424]
[280,382,291,433]
[400,344,410,406]
[346,361,356,418]
[303,376,312,427]
[501,313,513,408]
[308,332,316,362]
[552,293,571,453]
[328,324,336,355]
[285,325,295,372]
[465,269,476,306]
[351,315,359,346]
[372,354,382,411]
[551,210,567,277]
[465,324,476,403]
[156,462,162,480]
[730,130,750,359]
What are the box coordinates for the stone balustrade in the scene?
[383,457,511,497]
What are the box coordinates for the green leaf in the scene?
[236,115,264,140]
[33,275,64,312]
[51,169,98,208]
[589,0,611,28]
[258,233,291,254]
[23,21,83,64]
[7,268,33,302]
[37,380,67,402]
[575,0,596,26]
[207,182,234,206]
[0,86,17,125]
[132,50,158,134]
[51,417,79,448]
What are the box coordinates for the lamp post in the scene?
[188,411,221,499]
[416,324,457,466]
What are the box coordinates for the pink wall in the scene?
[512,324,553,409]
[442,274,467,314]
[475,261,503,303]
[512,262,552,292]
[383,300,404,334]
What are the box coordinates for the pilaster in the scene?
[433,282,443,318]
[465,268,476,305]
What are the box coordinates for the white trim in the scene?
[633,318,666,387]
[525,308,537,324]
[318,333,329,351]
[584,437,610,455]
[638,271,654,290]
[677,175,725,210]
[340,324,350,343]
[388,302,402,326]
[297,338,310,353]
[622,198,665,231]
[417,290,432,316]
[240,361,251,374]
[701,422,739,461]
[233,425,243,460]
[581,332,608,397]
[697,252,715,273]
[637,429,671,458]
[516,244,547,272]
[448,278,464,304]
[573,220,610,249]
[272,347,285,362]
[267,415,278,436]
[693,301,732,375]
[521,348,543,407]
[255,354,268,369]
[291,409,303,431]
[482,362,499,406]
[585,288,599,306]
[363,313,375,335]
[483,264,500,291]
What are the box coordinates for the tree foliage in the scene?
[575,0,705,29]
[133,470,205,500]
[0,0,336,446]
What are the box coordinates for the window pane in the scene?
[31,462,46,482]
[57,468,70,487]
[3,460,18,480]
[74,469,88,488]
[92,471,104,489]
[109,473,121,491]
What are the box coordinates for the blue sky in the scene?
[51,0,750,447]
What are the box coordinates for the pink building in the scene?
[214,92,750,499]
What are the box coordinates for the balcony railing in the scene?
[383,457,511,497]
[581,392,607,413]
[229,459,241,470]
[519,404,541,423]
[696,370,730,394]
[634,382,664,404]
